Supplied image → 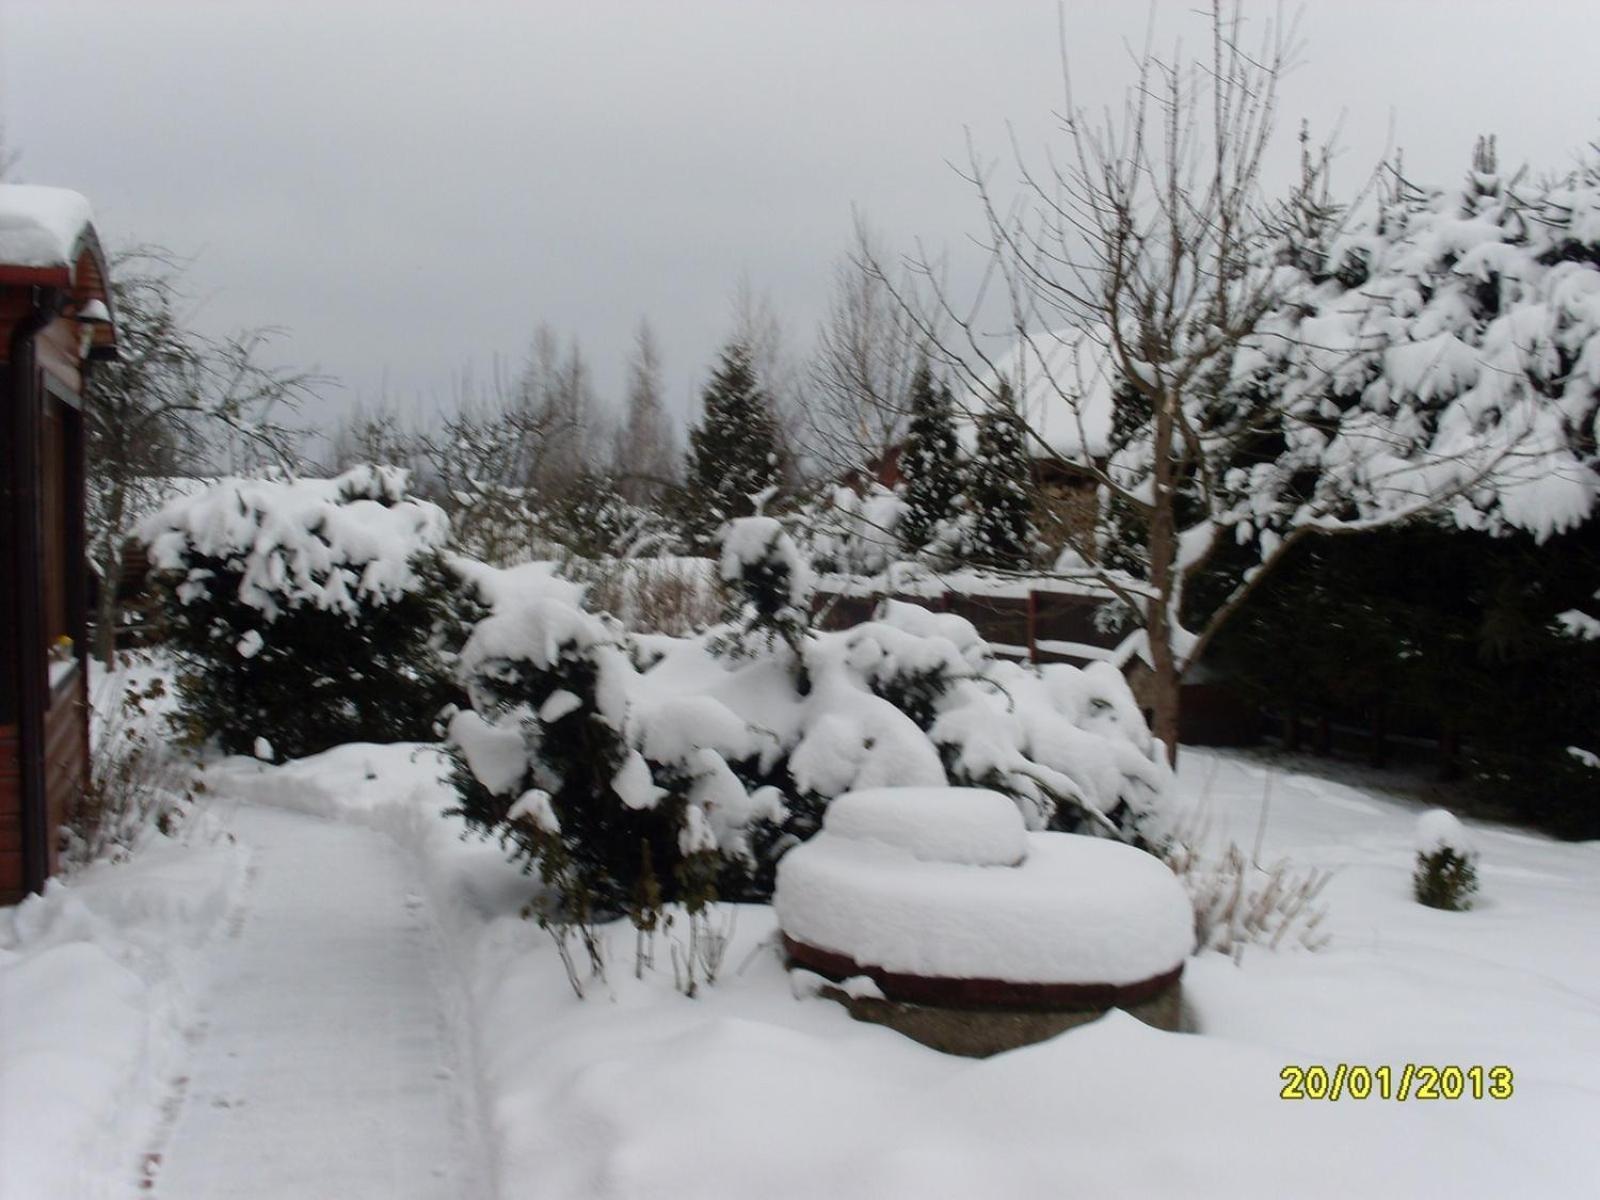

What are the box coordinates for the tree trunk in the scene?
[94,546,123,670]
[1145,388,1181,766]
[94,481,129,670]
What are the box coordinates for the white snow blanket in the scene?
[776,788,1191,984]
[0,836,246,1199]
[197,742,1600,1199]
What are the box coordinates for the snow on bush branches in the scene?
[446,519,1171,919]
[143,466,460,758]
[1232,140,1600,549]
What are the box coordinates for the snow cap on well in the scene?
[824,787,1027,867]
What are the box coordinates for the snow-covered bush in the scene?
[446,544,1172,919]
[445,562,777,921]
[1412,809,1479,911]
[143,466,460,760]
[716,516,813,660]
[802,485,906,576]
[1235,139,1600,549]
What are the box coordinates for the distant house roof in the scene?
[963,328,1118,461]
[0,184,118,356]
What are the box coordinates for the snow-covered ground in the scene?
[0,820,246,1199]
[5,738,1596,1198]
[209,743,1600,1197]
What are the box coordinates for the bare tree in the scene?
[85,251,318,666]
[864,3,1598,763]
[416,367,573,565]
[612,319,678,503]
[326,393,426,476]
[515,325,610,491]
[802,228,929,479]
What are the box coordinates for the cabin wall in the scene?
[0,298,92,902]
[43,668,86,880]
[0,724,22,902]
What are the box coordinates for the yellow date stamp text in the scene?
[1279,1064,1513,1101]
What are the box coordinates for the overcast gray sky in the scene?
[3,0,1597,431]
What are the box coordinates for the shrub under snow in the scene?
[143,466,460,759]
[1412,808,1480,911]
[446,523,1171,919]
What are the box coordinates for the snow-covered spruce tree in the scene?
[1412,810,1479,911]
[897,361,964,557]
[679,343,784,547]
[143,466,458,760]
[801,484,905,575]
[540,470,681,560]
[966,383,1037,570]
[446,567,784,918]
[715,516,814,662]
[445,592,681,918]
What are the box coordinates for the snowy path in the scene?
[145,803,491,1200]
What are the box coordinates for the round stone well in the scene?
[774,787,1192,1058]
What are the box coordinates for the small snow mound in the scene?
[824,787,1027,867]
[1414,809,1476,857]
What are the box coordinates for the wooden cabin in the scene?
[0,186,117,903]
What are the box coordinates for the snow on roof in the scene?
[963,327,1118,460]
[0,185,95,270]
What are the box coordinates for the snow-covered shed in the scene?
[0,185,118,902]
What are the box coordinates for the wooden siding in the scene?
[36,314,83,396]
[43,666,86,882]
[1,679,88,902]
[0,723,23,902]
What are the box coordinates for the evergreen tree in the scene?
[680,342,783,547]
[897,361,963,555]
[966,383,1036,570]
[716,516,813,663]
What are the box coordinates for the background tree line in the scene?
[77,3,1598,838]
